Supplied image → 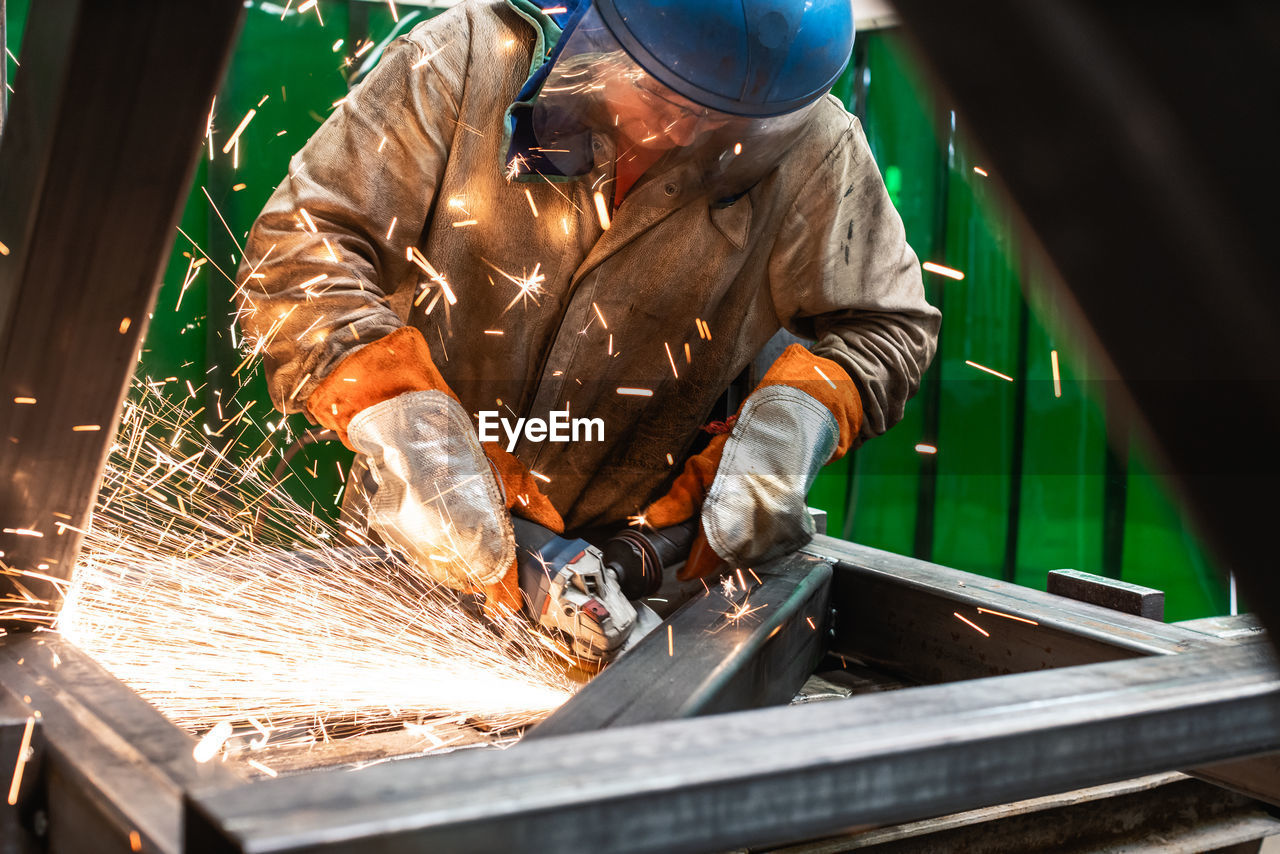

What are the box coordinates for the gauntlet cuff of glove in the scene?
[756,343,862,462]
[308,326,454,449]
[702,384,839,568]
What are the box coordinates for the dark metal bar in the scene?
[183,642,1280,854]
[1002,291,1030,583]
[526,552,832,740]
[885,0,1280,642]
[1049,568,1165,620]
[1101,390,1128,581]
[810,535,1278,803]
[1,0,7,136]
[0,0,245,619]
[0,635,244,852]
[771,775,1279,853]
[806,535,1211,685]
[0,690,41,854]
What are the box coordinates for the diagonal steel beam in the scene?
[526,552,833,740]
[0,0,244,620]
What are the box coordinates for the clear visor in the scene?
[528,7,820,203]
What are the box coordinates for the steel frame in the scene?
[527,552,833,739]
[0,2,1278,852]
[182,632,1280,854]
[0,536,1272,852]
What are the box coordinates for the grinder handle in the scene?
[602,516,701,601]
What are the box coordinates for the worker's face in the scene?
[603,73,729,150]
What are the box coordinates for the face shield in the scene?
[510,5,822,205]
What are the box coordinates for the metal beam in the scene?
[805,535,1215,685]
[885,0,1280,644]
[527,552,832,740]
[184,641,1280,854]
[808,535,1280,805]
[0,634,244,852]
[0,0,244,619]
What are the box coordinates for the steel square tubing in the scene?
[184,641,1280,854]
[0,634,243,853]
[527,552,833,739]
[804,534,1224,683]
[806,535,1280,803]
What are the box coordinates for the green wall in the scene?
[3,3,1229,620]
[809,32,1228,621]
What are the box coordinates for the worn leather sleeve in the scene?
[767,110,941,445]
[234,9,471,414]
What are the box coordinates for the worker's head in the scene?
[523,0,856,200]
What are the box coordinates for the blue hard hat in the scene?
[593,0,855,118]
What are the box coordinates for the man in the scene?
[237,0,939,629]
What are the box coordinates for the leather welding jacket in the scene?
[236,0,941,532]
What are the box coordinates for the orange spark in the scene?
[965,360,1014,382]
[922,261,965,280]
[593,191,611,230]
[7,716,35,805]
[977,607,1039,626]
[953,612,990,637]
[616,387,653,397]
[221,109,257,155]
[1051,350,1062,398]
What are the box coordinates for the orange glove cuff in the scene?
[480,559,524,619]
[642,432,730,529]
[308,327,564,531]
[756,344,863,462]
[483,443,564,534]
[307,326,453,448]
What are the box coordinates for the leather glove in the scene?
[643,344,862,579]
[308,327,562,615]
